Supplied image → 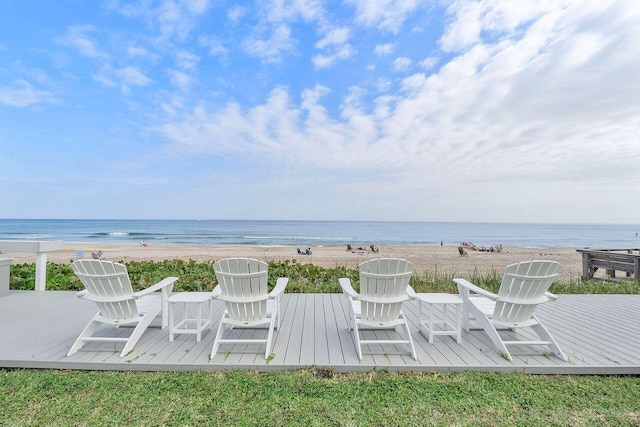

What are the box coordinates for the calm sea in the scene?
[0,219,638,249]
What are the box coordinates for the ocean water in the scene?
[0,219,638,249]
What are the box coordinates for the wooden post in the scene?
[0,258,11,297]
[581,252,591,279]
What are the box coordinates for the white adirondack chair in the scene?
[339,258,417,361]
[454,260,567,361]
[211,258,288,359]
[68,259,177,357]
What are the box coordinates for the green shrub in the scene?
[9,260,639,294]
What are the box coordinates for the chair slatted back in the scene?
[358,258,414,323]
[71,260,139,322]
[213,258,269,323]
[494,260,561,323]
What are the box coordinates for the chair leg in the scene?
[161,298,169,329]
[472,306,512,360]
[352,318,363,361]
[67,315,101,356]
[400,314,417,360]
[458,288,471,331]
[210,317,227,359]
[275,298,281,330]
[265,314,277,359]
[120,307,159,357]
[531,317,568,361]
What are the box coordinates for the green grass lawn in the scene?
[4,261,640,425]
[1,369,639,426]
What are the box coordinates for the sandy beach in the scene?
[3,243,584,282]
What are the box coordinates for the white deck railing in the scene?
[0,240,64,291]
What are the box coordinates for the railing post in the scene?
[0,258,11,297]
[35,252,47,291]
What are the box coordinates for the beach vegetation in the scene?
[8,260,639,294]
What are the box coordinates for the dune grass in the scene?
[9,259,640,294]
[1,368,639,426]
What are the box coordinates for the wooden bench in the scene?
[576,249,640,281]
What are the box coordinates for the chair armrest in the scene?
[211,285,221,299]
[545,291,558,301]
[453,278,499,300]
[269,278,288,298]
[133,277,178,298]
[406,285,417,299]
[76,290,88,298]
[339,278,358,299]
[76,293,133,303]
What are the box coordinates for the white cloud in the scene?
[375,78,393,92]
[420,56,439,70]
[106,0,211,41]
[262,0,324,23]
[156,0,640,221]
[227,5,247,22]
[115,66,151,87]
[166,51,199,89]
[315,27,350,49]
[440,0,560,52]
[93,67,117,88]
[241,0,328,63]
[160,85,383,171]
[375,43,394,56]
[183,0,210,15]
[392,57,412,72]
[168,69,192,90]
[312,45,355,69]
[126,46,161,63]
[128,46,149,57]
[94,66,151,93]
[175,51,199,70]
[0,79,56,107]
[301,84,330,109]
[312,27,355,69]
[56,25,109,59]
[346,0,422,32]
[198,36,228,56]
[244,25,296,63]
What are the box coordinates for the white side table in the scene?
[168,292,213,342]
[416,293,463,344]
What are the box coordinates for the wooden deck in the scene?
[2,291,640,374]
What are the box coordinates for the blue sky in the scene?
[1,0,638,223]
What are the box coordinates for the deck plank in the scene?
[2,291,640,373]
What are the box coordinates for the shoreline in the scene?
[3,243,584,282]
